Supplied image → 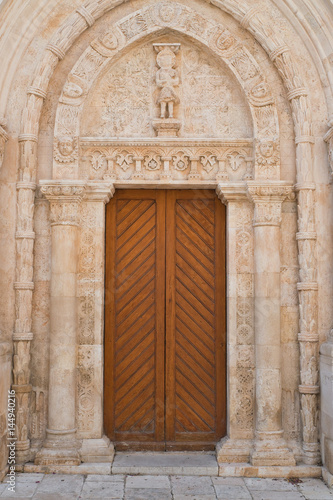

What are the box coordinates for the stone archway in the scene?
[11,0,322,475]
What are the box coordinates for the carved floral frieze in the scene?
[79,139,253,182]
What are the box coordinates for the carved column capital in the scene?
[216,182,248,204]
[246,181,294,227]
[40,180,86,226]
[84,181,115,204]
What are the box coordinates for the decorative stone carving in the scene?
[247,183,293,226]
[79,139,253,182]
[54,136,78,163]
[155,44,180,119]
[324,125,333,177]
[60,75,87,106]
[256,138,280,179]
[40,182,85,226]
[11,0,324,474]
[91,29,122,57]
[119,13,148,39]
[153,43,181,137]
[0,118,8,170]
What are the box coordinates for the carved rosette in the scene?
[40,183,86,226]
[247,182,293,226]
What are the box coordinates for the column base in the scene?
[251,432,296,466]
[219,463,321,478]
[80,436,114,463]
[216,437,253,463]
[302,442,321,465]
[34,429,81,466]
[15,440,31,465]
[322,466,333,488]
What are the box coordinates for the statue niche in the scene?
[153,43,181,137]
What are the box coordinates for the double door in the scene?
[104,189,226,450]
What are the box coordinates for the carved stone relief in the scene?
[235,203,255,433]
[80,39,253,142]
[79,140,253,182]
[0,119,8,170]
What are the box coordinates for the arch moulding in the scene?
[11,0,323,477]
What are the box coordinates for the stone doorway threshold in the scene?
[112,452,218,476]
[22,452,322,478]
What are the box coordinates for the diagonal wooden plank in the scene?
[176,353,215,398]
[117,323,155,365]
[176,236,214,277]
[176,382,215,429]
[176,366,215,416]
[176,290,215,338]
[175,390,213,431]
[116,384,154,430]
[116,279,155,326]
[116,240,155,283]
[115,368,155,413]
[116,338,154,383]
[175,256,214,300]
[178,200,215,232]
[117,204,155,247]
[117,257,155,299]
[116,266,155,312]
[117,199,142,224]
[176,217,214,264]
[176,407,201,432]
[131,408,155,432]
[176,312,215,361]
[176,266,214,312]
[176,337,215,387]
[116,311,155,350]
[177,203,215,247]
[116,290,155,333]
[176,279,214,327]
[116,216,155,263]
[117,200,154,237]
[115,346,154,391]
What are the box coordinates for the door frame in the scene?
[103,188,227,450]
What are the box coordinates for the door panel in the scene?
[104,189,226,450]
[104,190,165,449]
[165,190,226,449]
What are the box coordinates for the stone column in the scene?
[35,181,85,465]
[247,181,296,466]
[216,183,255,464]
[321,123,333,483]
[77,182,115,463]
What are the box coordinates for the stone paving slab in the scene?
[0,472,332,499]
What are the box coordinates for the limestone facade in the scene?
[0,0,333,483]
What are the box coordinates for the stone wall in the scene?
[0,0,333,481]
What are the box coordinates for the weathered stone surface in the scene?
[0,0,332,480]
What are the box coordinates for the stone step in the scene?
[111,451,219,476]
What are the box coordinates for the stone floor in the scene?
[0,474,333,499]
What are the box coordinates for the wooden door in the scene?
[104,190,226,450]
